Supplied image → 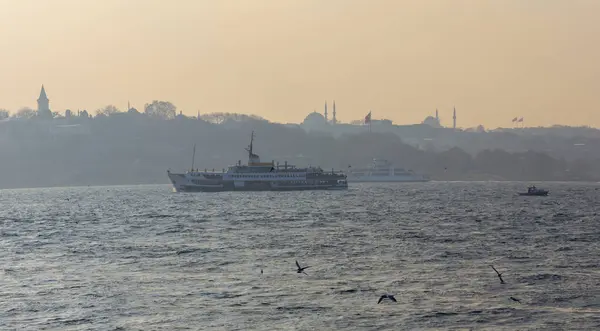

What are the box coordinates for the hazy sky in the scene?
[1,0,599,128]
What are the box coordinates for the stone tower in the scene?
[37,85,52,119]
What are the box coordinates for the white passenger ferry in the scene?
[167,132,348,192]
[347,159,429,183]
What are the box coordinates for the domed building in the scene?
[422,116,442,128]
[302,111,328,129]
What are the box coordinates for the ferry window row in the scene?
[230,174,303,178]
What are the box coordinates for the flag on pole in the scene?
[518,117,523,122]
[365,111,372,132]
[364,111,372,124]
[512,117,518,122]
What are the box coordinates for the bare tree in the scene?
[96,105,121,117]
[200,112,266,124]
[0,109,9,120]
[13,107,36,119]
[144,100,176,120]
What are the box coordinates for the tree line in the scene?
[0,100,179,121]
[0,113,598,189]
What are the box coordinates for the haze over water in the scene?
[2,182,599,330]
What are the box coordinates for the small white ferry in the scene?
[347,159,429,183]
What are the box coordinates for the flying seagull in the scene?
[509,296,521,303]
[296,260,311,275]
[377,294,397,304]
[490,265,505,284]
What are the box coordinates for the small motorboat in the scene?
[519,185,549,196]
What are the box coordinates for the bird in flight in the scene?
[377,294,397,304]
[296,260,311,275]
[490,265,505,284]
[509,296,521,303]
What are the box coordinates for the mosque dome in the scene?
[302,111,328,128]
[422,116,441,128]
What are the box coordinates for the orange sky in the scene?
[1,0,599,128]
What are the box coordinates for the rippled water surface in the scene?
[1,182,600,330]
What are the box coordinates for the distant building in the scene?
[49,123,91,136]
[127,101,140,115]
[37,85,52,119]
[302,100,341,130]
[422,115,442,128]
[302,111,328,129]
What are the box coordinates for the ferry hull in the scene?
[174,184,348,192]
[168,172,347,192]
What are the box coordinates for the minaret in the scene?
[436,108,439,123]
[332,101,337,124]
[453,107,457,129]
[37,85,51,119]
[324,101,328,122]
